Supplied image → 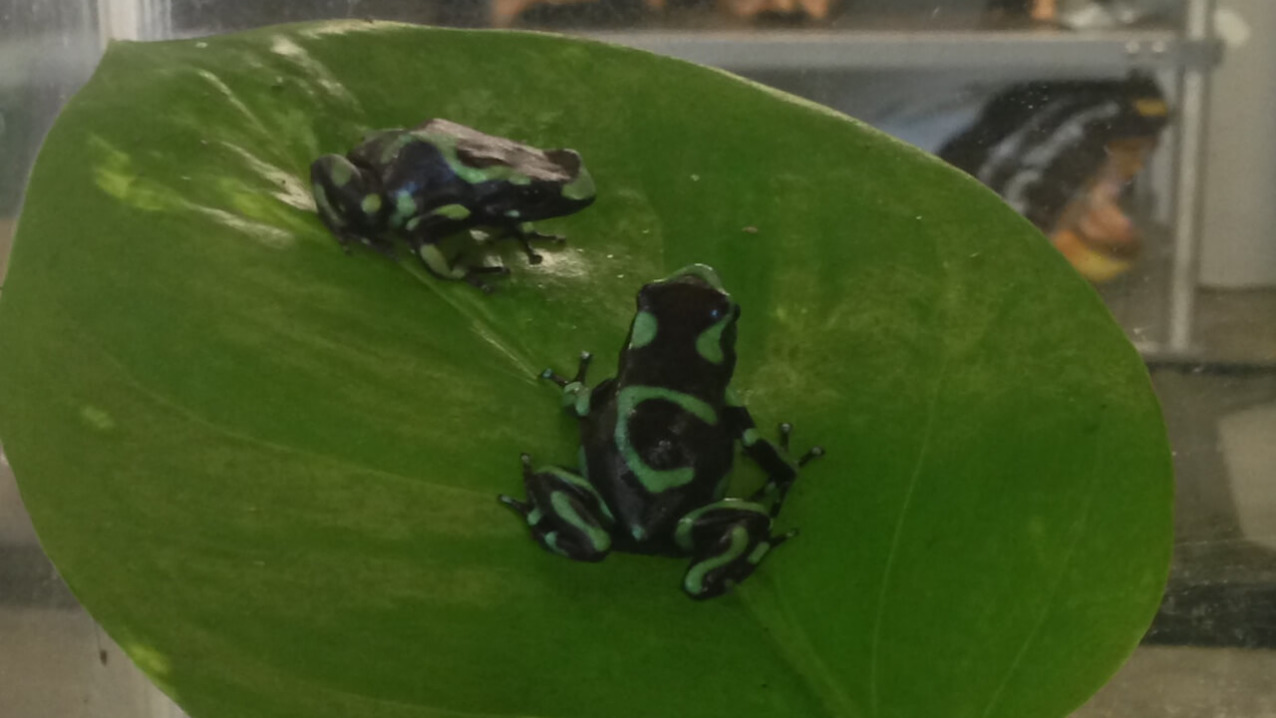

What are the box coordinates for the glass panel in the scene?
[2,2,1271,716]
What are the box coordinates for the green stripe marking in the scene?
[747,541,771,565]
[695,314,731,364]
[674,500,769,552]
[684,524,750,596]
[416,129,532,186]
[378,133,415,164]
[541,467,614,523]
[615,386,717,493]
[550,491,611,554]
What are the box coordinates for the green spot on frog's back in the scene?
[431,203,471,221]
[628,311,658,350]
[329,159,353,186]
[695,315,730,364]
[395,192,417,219]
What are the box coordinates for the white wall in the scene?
[1199,0,1276,288]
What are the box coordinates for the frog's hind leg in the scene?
[309,154,391,254]
[674,499,791,600]
[539,352,594,417]
[499,454,614,562]
[407,214,512,293]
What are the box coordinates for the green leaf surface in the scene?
[0,22,1171,718]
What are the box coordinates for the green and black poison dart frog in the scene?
[310,119,596,292]
[499,265,824,600]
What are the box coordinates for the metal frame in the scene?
[593,9,1222,357]
[1167,0,1216,354]
[590,28,1218,75]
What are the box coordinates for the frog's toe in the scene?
[498,493,531,515]
[799,446,825,466]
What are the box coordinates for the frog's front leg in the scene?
[498,454,614,562]
[539,351,595,418]
[674,499,794,600]
[725,392,824,518]
[309,154,393,255]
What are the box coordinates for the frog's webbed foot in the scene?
[675,500,792,600]
[540,351,592,387]
[747,422,824,518]
[499,454,614,562]
[540,352,593,417]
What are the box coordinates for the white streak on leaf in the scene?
[269,35,359,108]
[195,69,269,137]
[221,142,315,211]
[91,135,297,248]
[186,204,294,249]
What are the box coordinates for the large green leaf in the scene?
[0,22,1171,718]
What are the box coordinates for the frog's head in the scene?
[624,265,740,387]
[515,149,595,221]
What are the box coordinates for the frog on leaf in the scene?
[500,265,823,599]
[311,119,595,292]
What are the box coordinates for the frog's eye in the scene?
[708,301,734,322]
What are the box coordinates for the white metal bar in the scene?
[1167,0,1216,352]
[97,0,171,43]
[586,29,1213,74]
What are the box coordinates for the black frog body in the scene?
[310,119,595,291]
[500,265,822,599]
